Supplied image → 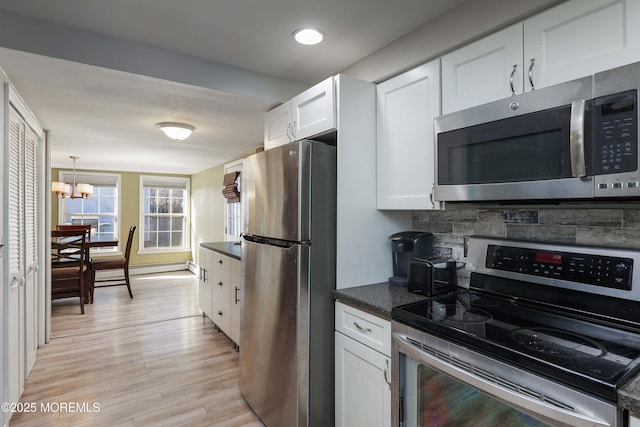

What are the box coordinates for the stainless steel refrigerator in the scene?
[240,140,336,427]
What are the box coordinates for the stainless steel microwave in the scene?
[434,62,640,202]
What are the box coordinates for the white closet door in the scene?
[7,105,25,404]
[24,123,39,374]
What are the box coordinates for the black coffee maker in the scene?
[388,231,433,286]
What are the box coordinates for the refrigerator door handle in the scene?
[242,234,299,248]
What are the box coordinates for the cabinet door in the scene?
[524,0,640,91]
[630,414,640,427]
[291,76,335,140]
[335,332,391,427]
[229,259,241,346]
[198,247,213,318]
[376,60,442,210]
[264,102,290,150]
[442,24,523,114]
[211,253,232,334]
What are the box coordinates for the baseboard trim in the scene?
[95,262,191,280]
[187,261,199,275]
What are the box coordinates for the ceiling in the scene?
[0,0,462,174]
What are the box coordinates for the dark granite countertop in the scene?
[332,280,640,415]
[332,282,427,320]
[619,374,640,416]
[200,241,241,260]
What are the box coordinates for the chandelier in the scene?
[51,156,93,199]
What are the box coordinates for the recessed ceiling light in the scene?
[293,28,324,45]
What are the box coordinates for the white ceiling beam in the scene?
[0,9,307,104]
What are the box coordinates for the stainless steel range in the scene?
[392,236,640,427]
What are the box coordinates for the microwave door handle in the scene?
[569,99,587,177]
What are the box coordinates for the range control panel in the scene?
[485,244,633,291]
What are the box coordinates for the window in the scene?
[140,176,190,252]
[223,160,243,241]
[58,172,119,253]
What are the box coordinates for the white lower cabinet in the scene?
[631,414,640,427]
[335,302,391,427]
[211,252,232,335]
[199,247,241,348]
[229,259,241,347]
[198,247,213,318]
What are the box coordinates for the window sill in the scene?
[90,250,122,257]
[137,247,191,255]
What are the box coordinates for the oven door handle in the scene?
[393,334,611,427]
[569,99,587,178]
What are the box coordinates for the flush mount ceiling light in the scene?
[293,28,324,45]
[156,122,196,141]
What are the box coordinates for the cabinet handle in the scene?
[353,322,372,333]
[528,58,536,90]
[218,281,223,287]
[218,311,223,316]
[291,120,297,141]
[509,64,517,96]
[384,359,391,390]
[429,183,436,209]
[235,286,240,303]
[218,259,223,265]
[286,123,293,142]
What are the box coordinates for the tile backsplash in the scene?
[412,206,640,261]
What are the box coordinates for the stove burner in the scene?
[467,294,501,308]
[512,327,606,359]
[429,303,492,324]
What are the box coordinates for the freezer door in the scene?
[243,140,311,242]
[239,239,310,427]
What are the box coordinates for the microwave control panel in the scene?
[485,244,633,291]
[594,90,637,177]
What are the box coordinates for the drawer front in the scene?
[212,253,231,275]
[335,301,391,357]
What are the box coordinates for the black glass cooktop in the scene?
[392,287,640,402]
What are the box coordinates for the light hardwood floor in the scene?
[10,271,263,427]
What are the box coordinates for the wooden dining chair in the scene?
[57,224,92,241]
[89,225,136,303]
[51,229,89,314]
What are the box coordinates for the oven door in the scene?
[434,76,595,202]
[392,322,621,427]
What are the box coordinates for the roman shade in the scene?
[222,171,240,202]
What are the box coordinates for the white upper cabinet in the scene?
[376,60,442,210]
[441,0,640,114]
[441,24,523,114]
[263,102,290,149]
[263,76,336,150]
[524,0,640,91]
[291,76,335,141]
